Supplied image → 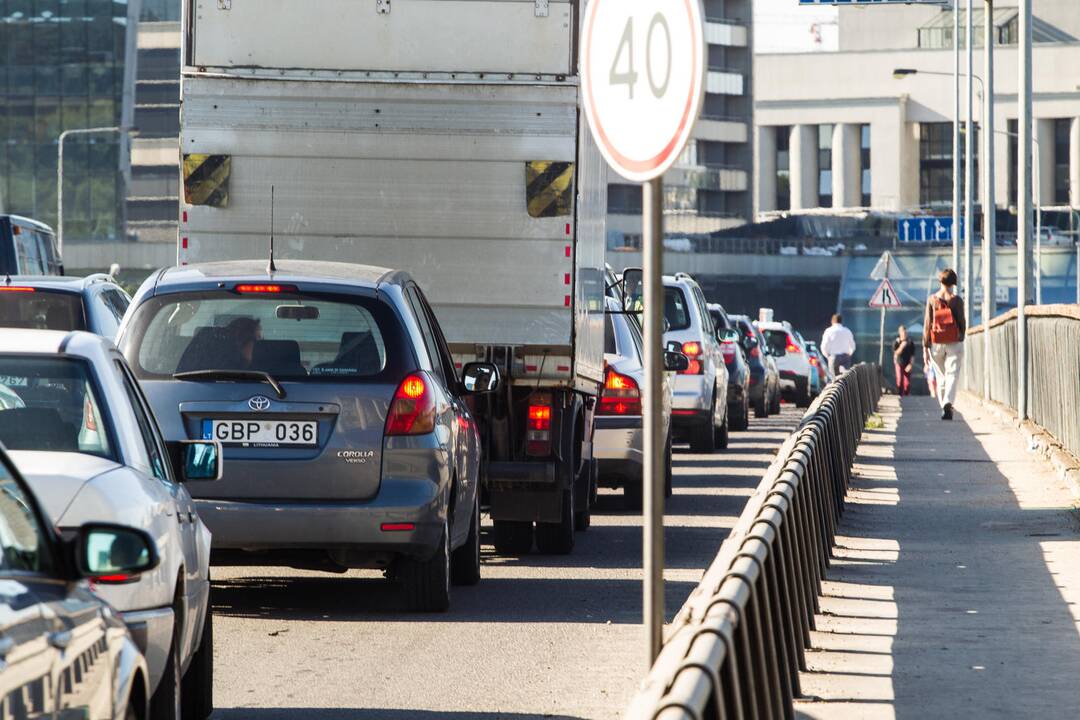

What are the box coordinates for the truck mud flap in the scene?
[489,489,562,524]
[486,461,558,489]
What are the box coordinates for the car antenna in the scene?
[267,185,277,275]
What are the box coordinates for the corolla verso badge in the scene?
[248,395,272,411]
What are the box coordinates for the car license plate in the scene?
[202,419,318,447]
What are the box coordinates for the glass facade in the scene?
[1054,118,1071,206]
[920,122,978,209]
[775,125,791,212]
[860,124,871,207]
[0,0,133,240]
[817,124,833,208]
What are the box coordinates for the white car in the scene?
[0,329,220,720]
[757,320,815,407]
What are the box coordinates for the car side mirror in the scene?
[665,340,682,353]
[462,362,500,393]
[75,523,159,583]
[169,440,223,482]
[664,351,689,372]
[622,268,642,312]
[717,328,740,343]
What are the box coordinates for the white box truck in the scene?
[179,0,606,554]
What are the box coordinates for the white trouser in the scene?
[928,342,964,408]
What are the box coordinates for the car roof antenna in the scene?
[267,185,278,275]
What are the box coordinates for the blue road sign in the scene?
[897,216,965,243]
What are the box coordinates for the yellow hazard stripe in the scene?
[183,154,231,207]
[526,161,574,218]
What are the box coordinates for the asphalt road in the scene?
[209,407,802,720]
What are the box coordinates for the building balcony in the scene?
[704,19,749,48]
[667,164,748,193]
[706,68,744,96]
[694,116,749,144]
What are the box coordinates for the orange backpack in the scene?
[930,295,960,344]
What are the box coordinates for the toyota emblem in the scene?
[248,395,272,411]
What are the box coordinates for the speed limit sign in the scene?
[580,0,706,182]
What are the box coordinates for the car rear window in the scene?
[0,357,114,460]
[122,290,411,381]
[0,289,85,331]
[664,287,691,331]
[763,329,790,355]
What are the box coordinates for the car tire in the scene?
[492,520,533,555]
[400,521,451,612]
[730,394,749,431]
[149,621,181,720]
[715,412,729,450]
[573,458,592,532]
[450,493,481,586]
[535,487,575,555]
[688,395,717,453]
[181,609,213,720]
[754,392,768,418]
[796,382,811,408]
[770,388,782,415]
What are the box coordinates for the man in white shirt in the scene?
[820,313,856,375]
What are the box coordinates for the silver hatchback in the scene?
[118,260,500,611]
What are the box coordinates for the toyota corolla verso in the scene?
[118,260,499,611]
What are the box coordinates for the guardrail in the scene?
[963,304,1080,459]
[626,363,881,720]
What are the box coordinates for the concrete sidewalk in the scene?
[795,395,1080,719]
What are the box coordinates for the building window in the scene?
[1054,119,1071,205]
[607,184,642,215]
[921,122,980,209]
[818,124,833,208]
[776,126,791,212]
[860,125,872,207]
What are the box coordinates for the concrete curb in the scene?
[957,391,1080,501]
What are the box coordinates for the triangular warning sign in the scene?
[868,278,902,308]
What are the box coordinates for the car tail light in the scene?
[526,394,553,456]
[0,286,35,293]
[233,283,298,294]
[385,373,436,436]
[598,369,642,416]
[680,341,703,375]
[785,335,800,354]
[721,344,736,363]
[809,355,819,367]
[380,522,415,532]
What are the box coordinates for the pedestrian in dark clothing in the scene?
[892,325,915,396]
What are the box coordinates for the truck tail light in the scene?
[386,373,436,436]
[680,341,703,375]
[526,395,553,456]
[597,369,642,416]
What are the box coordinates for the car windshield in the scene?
[664,287,691,331]
[0,357,114,459]
[123,290,406,381]
[0,289,85,331]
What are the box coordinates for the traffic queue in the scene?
[0,220,830,718]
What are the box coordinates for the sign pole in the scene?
[642,176,664,663]
[877,254,891,371]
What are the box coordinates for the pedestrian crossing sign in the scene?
[869,279,902,308]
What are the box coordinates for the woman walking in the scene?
[892,325,915,396]
[922,268,966,420]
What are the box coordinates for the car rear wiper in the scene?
[172,369,287,399]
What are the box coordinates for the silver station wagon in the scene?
[117,260,500,611]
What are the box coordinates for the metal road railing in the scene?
[625,364,882,720]
[963,305,1080,459]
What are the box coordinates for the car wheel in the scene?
[715,412,729,450]
[149,621,181,720]
[492,520,533,555]
[181,609,213,720]
[450,493,481,586]
[796,382,811,408]
[535,487,575,555]
[754,392,768,418]
[400,520,451,612]
[573,458,592,532]
[688,395,717,453]
[770,387,782,414]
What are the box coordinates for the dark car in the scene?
[0,215,62,276]
[707,303,751,431]
[0,274,131,339]
[729,314,781,417]
[0,443,156,719]
[118,260,500,611]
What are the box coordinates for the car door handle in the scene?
[0,637,14,658]
[188,511,196,523]
[48,630,72,650]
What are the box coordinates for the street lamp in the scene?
[56,126,137,257]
